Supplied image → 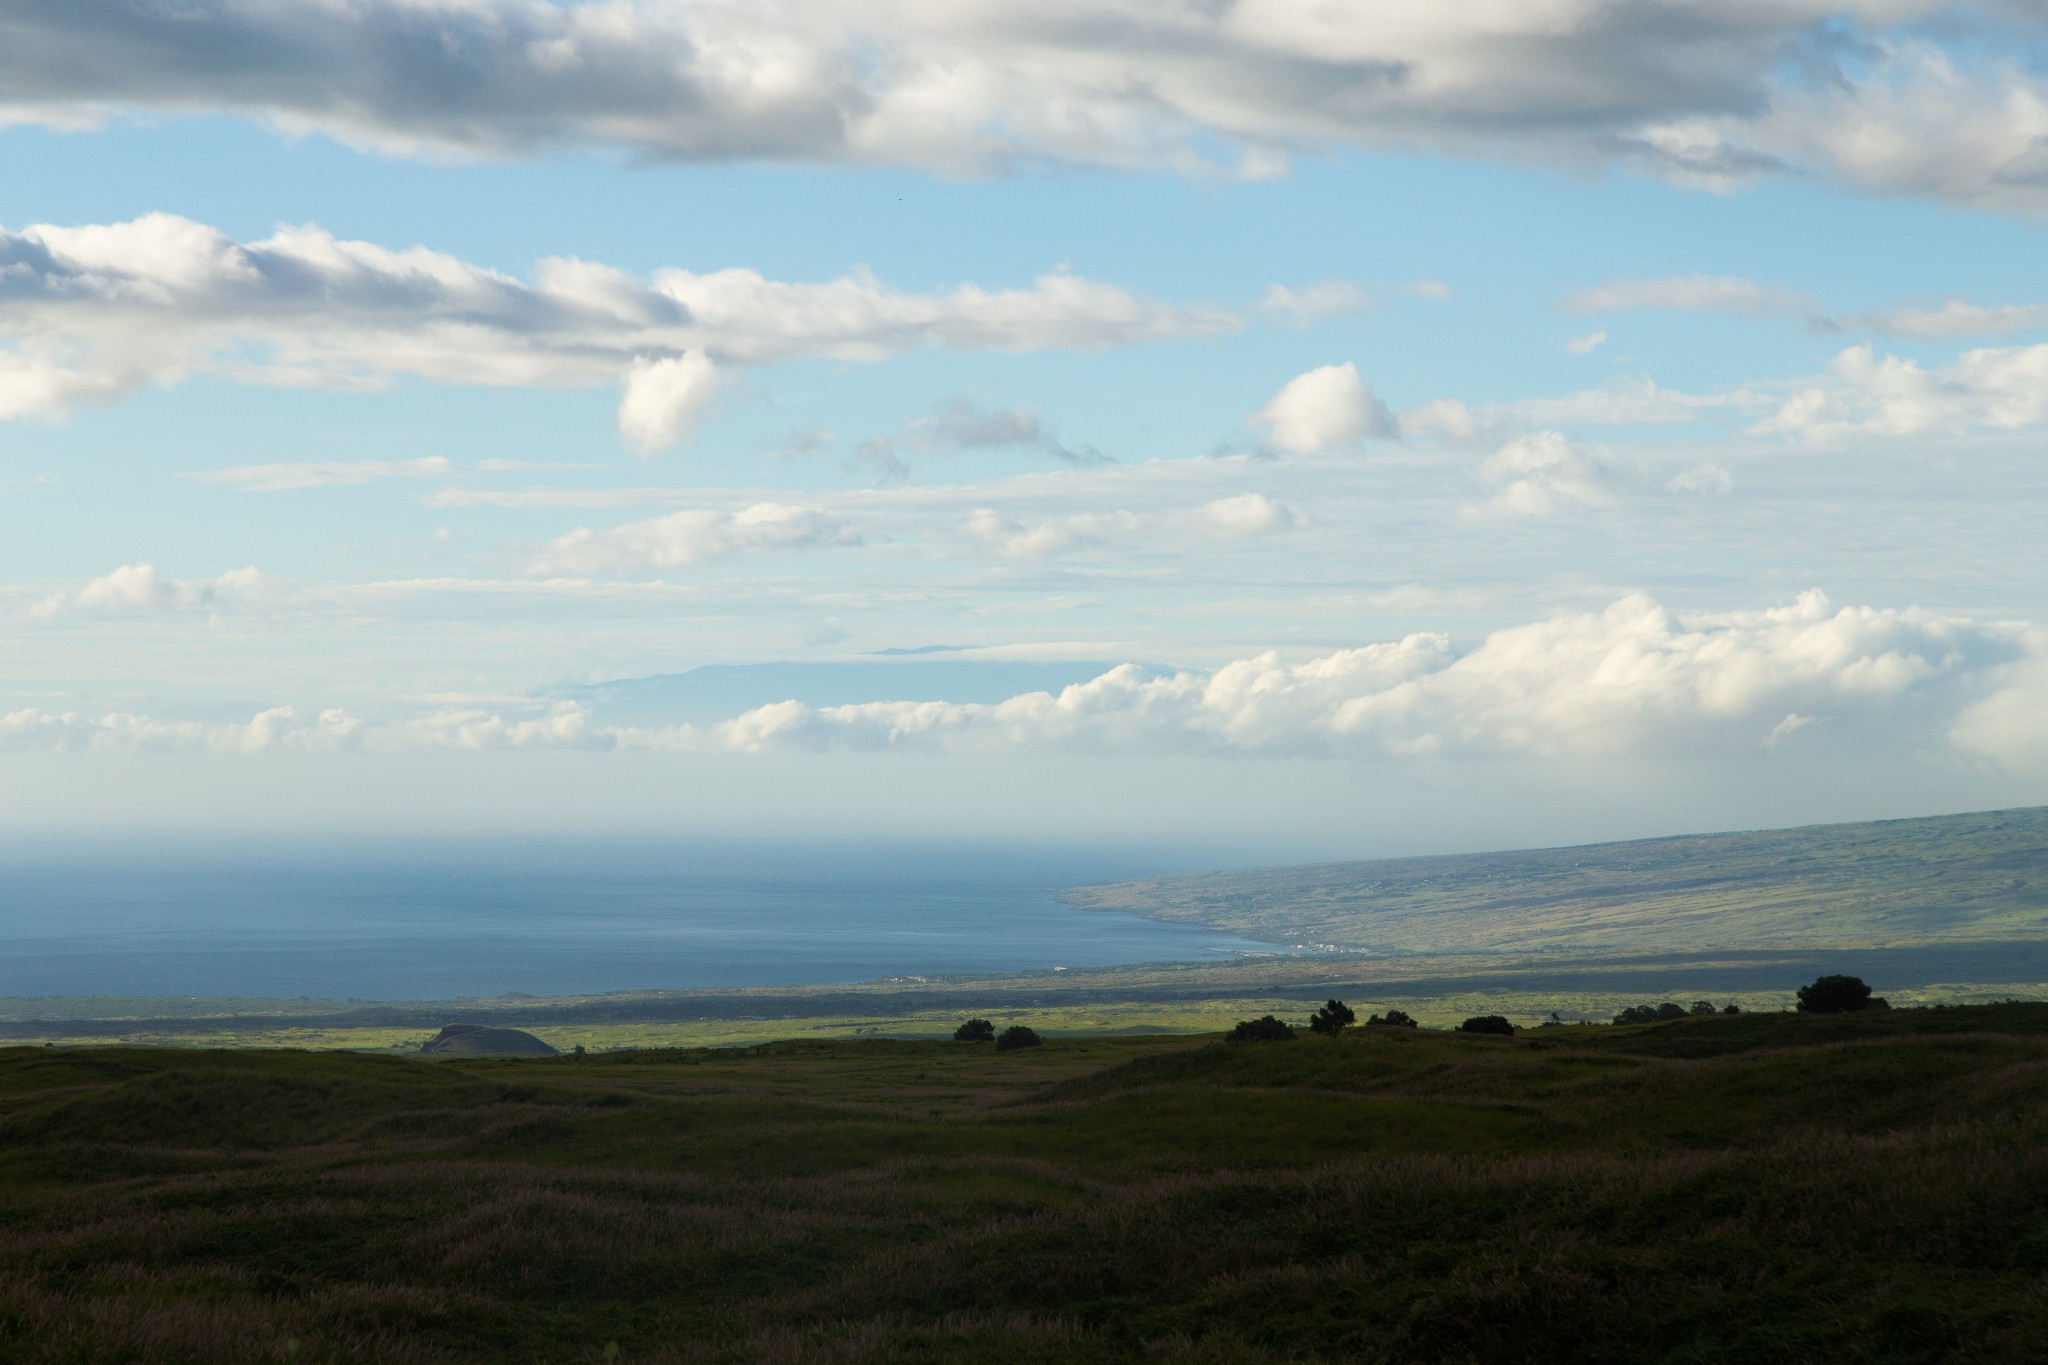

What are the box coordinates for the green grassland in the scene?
[1063,805,2048,953]
[8,1004,2048,1361]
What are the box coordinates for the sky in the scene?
[6,0,2048,859]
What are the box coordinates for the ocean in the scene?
[0,840,1278,1000]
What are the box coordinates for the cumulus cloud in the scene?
[1473,432,1626,517]
[186,456,452,492]
[967,493,1300,559]
[30,564,284,620]
[1566,330,1608,356]
[697,591,2041,760]
[0,213,1232,449]
[1252,362,1394,453]
[0,705,359,754]
[532,503,857,574]
[8,3,2048,207]
[617,352,723,453]
[13,593,2048,769]
[1751,342,2048,440]
[1565,274,1823,319]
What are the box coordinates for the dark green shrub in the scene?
[953,1018,996,1042]
[1722,1003,1742,1015]
[1689,1000,1717,1016]
[1797,975,1874,1014]
[1226,1015,1296,1043]
[1307,999,1357,1036]
[1367,1009,1417,1028]
[1458,1015,1515,1036]
[994,1025,1041,1051]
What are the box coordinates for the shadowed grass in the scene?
[5,1008,2048,1359]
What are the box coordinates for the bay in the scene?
[0,840,1278,1000]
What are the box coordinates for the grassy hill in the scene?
[7,1006,2048,1360]
[1063,804,2048,954]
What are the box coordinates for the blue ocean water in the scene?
[0,841,1279,1000]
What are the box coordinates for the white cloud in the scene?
[0,213,1234,447]
[9,593,2045,770]
[1853,299,2048,340]
[1252,362,1394,453]
[1667,463,1735,496]
[186,456,452,492]
[696,591,2039,761]
[1751,342,2048,440]
[425,487,693,510]
[1566,330,1608,356]
[532,503,858,574]
[1565,274,1822,319]
[30,564,284,620]
[1474,432,1623,517]
[617,352,723,454]
[1260,281,1372,325]
[8,4,2048,208]
[967,494,1300,559]
[0,705,358,754]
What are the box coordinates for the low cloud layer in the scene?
[16,593,2048,774]
[9,3,2048,209]
[0,213,1231,449]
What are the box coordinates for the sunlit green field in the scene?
[8,1004,2048,1361]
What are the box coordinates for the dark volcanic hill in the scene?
[419,1024,559,1056]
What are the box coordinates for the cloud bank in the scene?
[8,3,2048,208]
[16,592,2048,773]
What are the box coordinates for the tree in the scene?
[1308,999,1357,1036]
[994,1025,1042,1051]
[1796,975,1875,1014]
[953,1018,996,1042]
[1227,1015,1296,1043]
[1458,1015,1515,1036]
[1721,1004,1742,1015]
[1367,1009,1417,1028]
[1689,1000,1717,1016]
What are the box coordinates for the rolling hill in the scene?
[1063,805,2048,954]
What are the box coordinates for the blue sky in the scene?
[7,1,2048,857]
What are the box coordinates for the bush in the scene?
[1226,1015,1296,1043]
[1796,975,1875,1014]
[1613,1003,1674,1026]
[1722,1004,1742,1015]
[1307,999,1357,1036]
[1689,1000,1717,1016]
[1458,1015,1515,1036]
[1367,1009,1417,1028]
[953,1018,996,1042]
[994,1025,1041,1051]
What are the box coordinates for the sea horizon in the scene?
[0,837,1285,1002]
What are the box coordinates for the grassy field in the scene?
[8,1003,2048,1361]
[1063,804,2048,953]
